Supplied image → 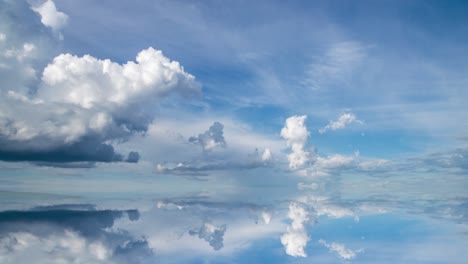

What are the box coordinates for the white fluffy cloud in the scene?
[0,47,200,163]
[319,113,362,134]
[319,239,360,260]
[281,115,310,170]
[0,0,201,165]
[280,203,314,257]
[31,0,68,31]
[0,230,110,264]
[39,48,199,109]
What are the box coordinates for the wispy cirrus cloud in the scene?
[319,112,363,134]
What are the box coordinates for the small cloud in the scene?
[319,239,362,260]
[261,147,272,162]
[126,151,140,163]
[319,113,363,134]
[189,122,227,151]
[189,222,227,251]
[261,210,272,224]
[31,0,69,31]
[281,115,310,170]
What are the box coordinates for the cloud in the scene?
[315,154,356,169]
[31,0,68,31]
[319,113,362,134]
[298,195,357,220]
[0,207,139,236]
[155,146,273,177]
[261,210,272,224]
[189,121,226,151]
[280,203,314,257]
[189,222,227,251]
[281,115,310,170]
[0,205,152,263]
[422,147,468,172]
[0,48,200,165]
[0,230,111,263]
[38,48,200,108]
[302,41,366,90]
[125,151,140,163]
[155,151,274,177]
[0,1,201,166]
[319,239,361,260]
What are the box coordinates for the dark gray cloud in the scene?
[0,207,139,237]
[126,151,140,163]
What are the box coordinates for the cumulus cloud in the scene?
[0,230,111,264]
[189,122,226,151]
[38,48,200,108]
[280,203,314,257]
[281,115,310,170]
[31,0,68,31]
[0,48,199,164]
[319,239,360,260]
[319,113,362,134]
[0,205,152,263]
[189,222,227,251]
[0,1,201,166]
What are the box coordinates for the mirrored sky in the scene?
[0,0,467,263]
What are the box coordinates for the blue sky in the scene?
[0,0,467,263]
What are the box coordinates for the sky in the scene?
[0,0,467,263]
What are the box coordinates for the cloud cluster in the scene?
[189,121,226,151]
[319,113,362,134]
[280,203,314,257]
[0,0,201,166]
[281,115,310,170]
[189,222,227,251]
[156,119,274,176]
